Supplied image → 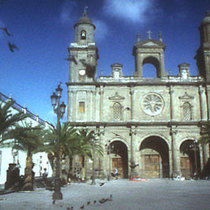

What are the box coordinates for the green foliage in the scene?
[199,122,210,144]
[43,122,80,158]
[0,100,30,143]
[4,122,45,155]
[77,129,103,159]
[43,123,103,159]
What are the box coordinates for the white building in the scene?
[0,92,53,184]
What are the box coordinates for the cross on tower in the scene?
[147,30,152,39]
[83,6,88,16]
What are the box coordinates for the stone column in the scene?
[136,51,142,77]
[99,86,104,121]
[160,53,165,78]
[170,127,181,177]
[67,90,73,121]
[98,127,105,178]
[87,90,90,121]
[130,127,138,178]
[206,85,210,120]
[130,87,134,121]
[71,91,76,121]
[169,86,175,121]
[199,85,207,120]
[202,144,209,167]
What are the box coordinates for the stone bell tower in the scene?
[132,32,167,78]
[195,11,210,82]
[68,8,99,82]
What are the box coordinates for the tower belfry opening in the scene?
[133,31,167,79]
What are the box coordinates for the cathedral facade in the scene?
[66,11,210,178]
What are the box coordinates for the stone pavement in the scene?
[0,179,210,210]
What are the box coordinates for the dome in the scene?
[74,10,95,29]
[202,11,210,24]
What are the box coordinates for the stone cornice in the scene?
[66,81,206,87]
[67,121,203,127]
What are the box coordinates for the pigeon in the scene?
[8,42,18,52]
[0,27,11,36]
[109,194,113,201]
[99,198,107,204]
[99,182,105,186]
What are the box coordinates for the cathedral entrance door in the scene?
[144,154,160,178]
[140,136,169,178]
[112,157,123,178]
[180,140,200,178]
[109,141,128,178]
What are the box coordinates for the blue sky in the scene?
[0,0,209,124]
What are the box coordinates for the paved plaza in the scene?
[0,179,210,210]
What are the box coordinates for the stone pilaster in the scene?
[136,51,142,77]
[130,126,138,178]
[170,127,181,177]
[199,85,207,120]
[206,85,210,120]
[99,86,104,121]
[130,87,134,121]
[202,143,209,166]
[169,86,175,121]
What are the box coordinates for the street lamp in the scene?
[189,140,199,179]
[105,141,114,181]
[50,84,66,201]
[91,133,97,185]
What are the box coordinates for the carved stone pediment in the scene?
[109,92,125,101]
[179,92,194,100]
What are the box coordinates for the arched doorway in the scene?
[180,140,200,177]
[109,141,128,178]
[140,136,169,178]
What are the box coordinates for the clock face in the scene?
[79,69,86,76]
[142,93,164,116]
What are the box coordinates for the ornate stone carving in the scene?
[109,92,125,101]
[142,93,164,116]
[178,92,194,100]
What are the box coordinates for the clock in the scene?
[79,69,86,76]
[142,93,164,116]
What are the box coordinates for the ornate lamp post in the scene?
[50,84,66,201]
[105,141,114,181]
[189,140,199,179]
[91,133,97,185]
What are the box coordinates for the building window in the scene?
[113,102,122,120]
[79,102,85,113]
[183,102,192,121]
[80,30,86,40]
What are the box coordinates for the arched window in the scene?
[113,102,122,120]
[183,102,192,121]
[80,30,86,40]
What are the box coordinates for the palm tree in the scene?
[77,129,103,159]
[6,123,45,191]
[199,122,210,144]
[77,129,103,183]
[43,122,79,177]
[0,100,30,144]
[43,123,103,182]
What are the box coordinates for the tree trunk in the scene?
[22,152,34,191]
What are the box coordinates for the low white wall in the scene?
[0,148,53,184]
